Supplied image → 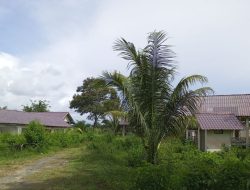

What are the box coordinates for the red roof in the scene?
[198,94,250,116]
[196,113,244,130]
[0,110,73,128]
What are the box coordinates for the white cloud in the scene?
[0,52,69,111]
[0,0,250,121]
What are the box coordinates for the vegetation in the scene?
[22,100,50,112]
[103,31,213,164]
[8,131,248,190]
[24,121,46,149]
[70,77,120,127]
[0,106,7,110]
[0,121,84,157]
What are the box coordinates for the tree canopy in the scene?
[103,31,213,164]
[70,77,120,127]
[22,100,50,112]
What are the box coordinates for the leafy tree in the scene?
[24,121,46,148]
[102,31,213,164]
[22,100,50,112]
[0,106,7,110]
[70,78,120,127]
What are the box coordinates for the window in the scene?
[214,130,223,134]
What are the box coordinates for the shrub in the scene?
[5,134,26,151]
[47,130,85,148]
[24,121,46,148]
[214,158,250,189]
[133,164,172,190]
[127,146,146,167]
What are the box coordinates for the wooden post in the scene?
[246,118,249,148]
[17,127,22,135]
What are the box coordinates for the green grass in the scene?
[1,131,250,190]
[8,134,138,190]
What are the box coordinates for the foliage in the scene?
[102,31,213,164]
[70,77,120,127]
[47,130,85,148]
[24,121,46,149]
[0,130,250,189]
[133,164,172,190]
[0,106,7,110]
[103,110,127,134]
[74,120,92,133]
[0,127,86,159]
[22,100,50,112]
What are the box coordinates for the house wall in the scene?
[240,129,250,138]
[0,124,66,134]
[0,124,24,134]
[206,130,233,151]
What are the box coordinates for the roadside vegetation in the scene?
[5,129,248,190]
[0,123,249,189]
[0,121,84,167]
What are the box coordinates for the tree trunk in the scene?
[146,139,159,164]
[122,125,126,136]
[93,115,98,127]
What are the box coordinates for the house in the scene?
[0,110,74,134]
[187,94,250,151]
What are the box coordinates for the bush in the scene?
[127,146,146,167]
[214,158,250,189]
[47,130,84,148]
[24,121,46,149]
[133,164,172,190]
[2,134,26,151]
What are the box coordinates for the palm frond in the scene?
[113,38,142,68]
[144,31,175,69]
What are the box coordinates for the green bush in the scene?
[133,164,172,190]
[127,146,146,167]
[47,130,85,148]
[0,134,26,151]
[24,121,46,148]
[132,139,250,190]
[214,158,250,189]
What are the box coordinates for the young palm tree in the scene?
[102,31,213,164]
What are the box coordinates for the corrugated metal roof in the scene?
[0,110,72,128]
[196,113,244,130]
[197,94,250,116]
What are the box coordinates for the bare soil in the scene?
[0,149,73,190]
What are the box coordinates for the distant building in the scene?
[187,94,250,151]
[0,110,74,134]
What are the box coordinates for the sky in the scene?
[0,0,249,121]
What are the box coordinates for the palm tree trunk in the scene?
[146,138,159,164]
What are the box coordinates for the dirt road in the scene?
[0,149,75,190]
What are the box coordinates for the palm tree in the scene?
[102,31,213,164]
[104,110,127,135]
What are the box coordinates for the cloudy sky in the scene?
[0,0,249,120]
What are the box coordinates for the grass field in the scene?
[0,131,249,190]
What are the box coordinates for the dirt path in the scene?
[0,149,74,190]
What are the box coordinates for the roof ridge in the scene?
[205,93,250,97]
[0,110,69,114]
[196,112,236,115]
